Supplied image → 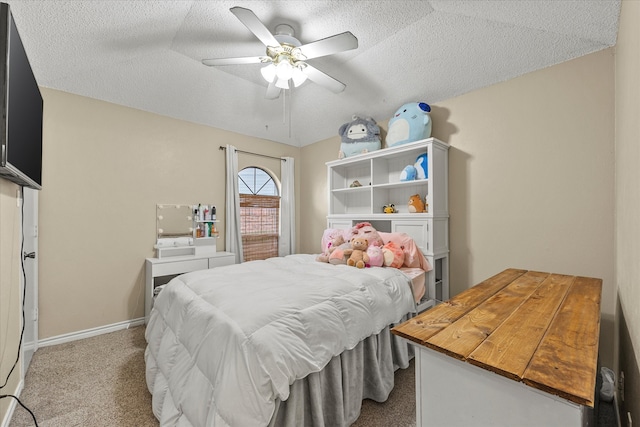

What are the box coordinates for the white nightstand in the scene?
[144,251,235,323]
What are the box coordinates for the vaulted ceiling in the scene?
[7,0,621,147]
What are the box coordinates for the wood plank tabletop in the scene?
[392,268,602,407]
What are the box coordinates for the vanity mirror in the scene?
[155,204,218,258]
[157,204,193,239]
[155,204,195,258]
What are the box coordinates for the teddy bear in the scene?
[345,237,370,268]
[338,115,381,159]
[316,233,345,263]
[408,194,426,213]
[386,102,432,147]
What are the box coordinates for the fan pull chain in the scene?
[288,87,292,138]
[282,89,286,124]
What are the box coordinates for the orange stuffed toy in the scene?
[382,241,405,268]
[408,194,426,213]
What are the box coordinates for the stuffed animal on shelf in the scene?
[345,237,370,268]
[338,115,381,159]
[386,102,432,147]
[400,165,417,181]
[348,222,384,247]
[316,233,345,263]
[408,194,426,213]
[383,204,397,214]
[415,153,428,179]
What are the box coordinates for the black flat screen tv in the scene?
[0,2,42,190]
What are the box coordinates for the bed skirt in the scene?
[268,316,414,427]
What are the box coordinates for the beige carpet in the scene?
[9,326,417,427]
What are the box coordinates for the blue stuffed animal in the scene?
[415,153,428,179]
[386,102,432,147]
[400,153,428,181]
[338,115,381,159]
[400,165,417,181]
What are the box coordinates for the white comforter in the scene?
[145,254,416,427]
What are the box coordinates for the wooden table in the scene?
[392,268,602,427]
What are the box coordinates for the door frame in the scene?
[21,187,38,374]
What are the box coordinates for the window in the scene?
[238,167,279,261]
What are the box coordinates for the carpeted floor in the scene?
[9,326,157,427]
[8,326,416,427]
[9,325,617,427]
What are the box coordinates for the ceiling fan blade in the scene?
[202,56,265,66]
[297,32,358,60]
[265,79,281,100]
[230,7,281,48]
[303,64,346,94]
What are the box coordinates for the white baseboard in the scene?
[39,317,145,348]
[1,379,24,427]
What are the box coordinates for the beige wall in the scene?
[0,180,22,421]
[615,0,640,423]
[37,89,300,339]
[301,48,616,368]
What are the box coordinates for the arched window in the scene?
[238,167,280,261]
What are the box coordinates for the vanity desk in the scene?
[146,203,235,324]
[144,251,235,324]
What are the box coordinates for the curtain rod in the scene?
[219,146,286,161]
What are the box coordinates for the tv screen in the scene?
[0,2,43,190]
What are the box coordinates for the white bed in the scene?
[145,251,424,427]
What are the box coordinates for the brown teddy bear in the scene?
[345,237,370,268]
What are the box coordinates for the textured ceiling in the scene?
[7,0,621,147]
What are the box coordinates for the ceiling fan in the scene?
[201,7,358,99]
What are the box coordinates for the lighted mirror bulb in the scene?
[260,64,276,83]
[275,77,290,89]
[292,67,308,87]
[275,60,293,80]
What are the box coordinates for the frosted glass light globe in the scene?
[260,64,276,82]
[276,60,293,80]
[292,67,308,87]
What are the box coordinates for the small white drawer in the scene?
[153,259,209,277]
[209,254,235,268]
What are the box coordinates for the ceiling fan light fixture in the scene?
[202,7,359,99]
[275,77,290,89]
[292,66,308,87]
[275,59,294,80]
[260,63,277,82]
